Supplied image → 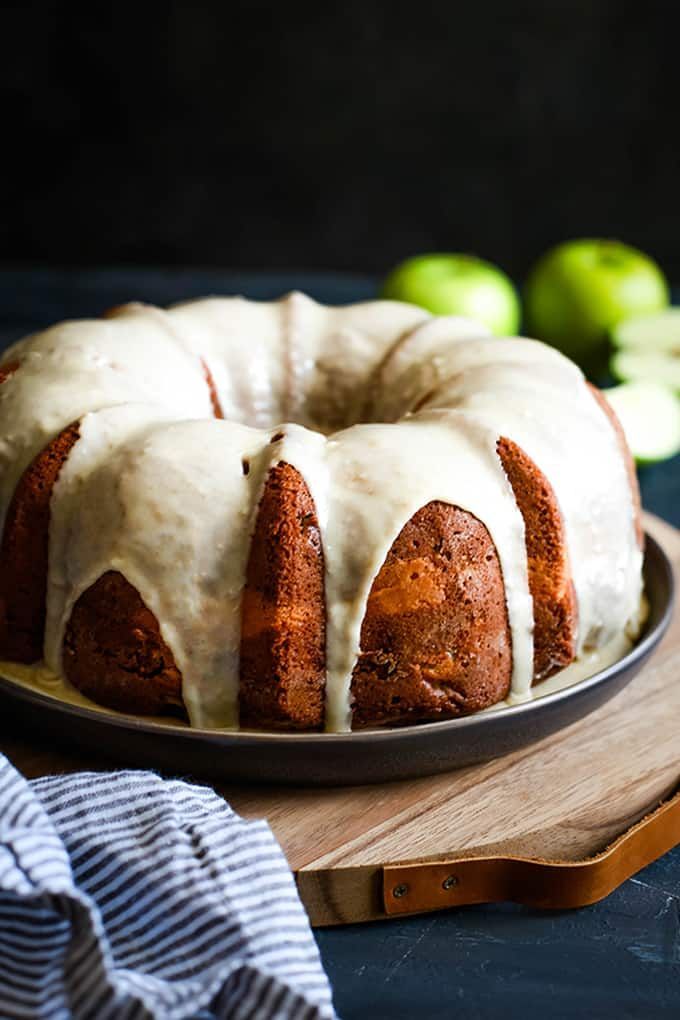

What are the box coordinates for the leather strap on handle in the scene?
[383,787,680,916]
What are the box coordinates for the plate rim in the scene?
[0,531,673,748]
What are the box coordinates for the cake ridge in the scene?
[0,293,644,732]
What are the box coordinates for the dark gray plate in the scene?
[0,533,673,786]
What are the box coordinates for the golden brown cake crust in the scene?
[588,383,644,549]
[201,359,224,419]
[0,362,19,386]
[239,461,326,730]
[0,421,81,663]
[497,436,577,682]
[63,570,185,716]
[55,441,583,725]
[1,369,637,731]
[350,502,512,728]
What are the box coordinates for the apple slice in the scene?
[603,381,680,464]
[611,308,680,353]
[610,349,680,391]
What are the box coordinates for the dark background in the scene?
[2,1,679,283]
[2,7,680,1016]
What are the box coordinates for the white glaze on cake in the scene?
[0,293,644,731]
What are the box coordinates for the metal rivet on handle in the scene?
[442,875,459,890]
[392,883,409,899]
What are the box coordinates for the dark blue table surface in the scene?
[2,268,679,1020]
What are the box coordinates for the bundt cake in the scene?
[0,293,644,731]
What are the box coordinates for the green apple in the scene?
[524,239,669,377]
[603,381,680,465]
[381,254,520,335]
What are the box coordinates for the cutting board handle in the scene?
[383,786,680,915]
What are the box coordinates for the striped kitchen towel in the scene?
[0,754,336,1019]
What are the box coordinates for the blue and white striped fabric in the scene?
[0,754,336,1019]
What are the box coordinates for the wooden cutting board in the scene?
[2,511,679,927]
